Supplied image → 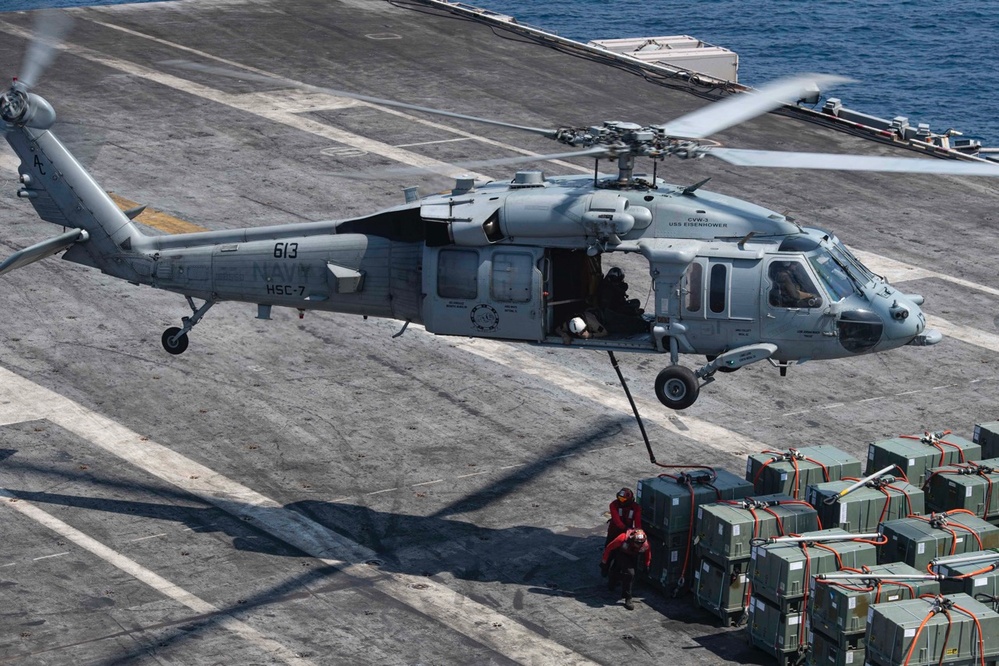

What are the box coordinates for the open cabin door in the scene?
[423,246,545,341]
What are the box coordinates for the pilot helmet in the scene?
[617,487,634,503]
[607,267,625,283]
[568,317,588,335]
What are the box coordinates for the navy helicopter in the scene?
[3,22,999,410]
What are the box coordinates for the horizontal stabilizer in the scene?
[0,227,88,276]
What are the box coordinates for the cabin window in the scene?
[438,249,478,299]
[685,263,702,313]
[769,260,823,308]
[709,264,727,314]
[491,252,533,303]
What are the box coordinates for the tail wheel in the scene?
[655,366,699,410]
[162,327,189,355]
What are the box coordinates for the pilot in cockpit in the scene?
[770,261,822,308]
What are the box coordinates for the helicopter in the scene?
[3,24,999,411]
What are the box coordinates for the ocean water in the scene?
[3,0,996,144]
[469,0,999,145]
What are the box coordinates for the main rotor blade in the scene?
[707,147,999,175]
[657,73,852,140]
[334,146,610,180]
[19,10,74,89]
[162,60,559,139]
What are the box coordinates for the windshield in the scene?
[809,250,854,301]
[828,240,877,287]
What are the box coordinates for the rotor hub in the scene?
[0,85,29,125]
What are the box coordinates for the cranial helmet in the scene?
[607,267,625,283]
[628,529,647,545]
[617,487,634,503]
[568,317,588,335]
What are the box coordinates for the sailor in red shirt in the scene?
[600,528,651,610]
[607,487,642,545]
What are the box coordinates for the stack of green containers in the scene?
[747,446,862,499]
[974,422,999,459]
[879,512,999,569]
[865,593,999,665]
[807,477,924,534]
[924,458,999,523]
[694,494,818,626]
[866,431,981,488]
[636,469,753,595]
[745,596,806,666]
[932,551,999,613]
[747,530,878,665]
[807,563,940,666]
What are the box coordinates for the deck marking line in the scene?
[448,338,769,458]
[455,470,490,479]
[547,546,580,562]
[0,366,597,666]
[0,488,316,666]
[32,551,70,561]
[856,250,999,299]
[127,533,168,543]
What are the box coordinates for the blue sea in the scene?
[471,0,999,146]
[3,0,997,144]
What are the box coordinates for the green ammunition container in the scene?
[879,513,999,570]
[694,554,750,625]
[747,446,863,499]
[695,494,820,566]
[924,459,999,522]
[866,432,981,488]
[644,530,699,593]
[750,529,878,611]
[808,479,925,534]
[865,593,999,666]
[747,593,807,665]
[636,469,753,535]
[933,557,999,611]
[974,422,999,460]
[809,563,940,646]
[808,628,865,666]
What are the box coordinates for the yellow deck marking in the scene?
[107,192,207,234]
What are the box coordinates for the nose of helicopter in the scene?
[879,292,942,348]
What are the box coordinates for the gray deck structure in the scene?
[0,1,997,664]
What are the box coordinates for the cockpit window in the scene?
[829,241,876,286]
[769,260,823,308]
[809,252,854,302]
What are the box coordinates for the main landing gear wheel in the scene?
[161,327,189,355]
[654,366,699,410]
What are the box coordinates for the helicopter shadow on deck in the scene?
[0,416,753,664]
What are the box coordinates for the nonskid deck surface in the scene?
[0,1,997,664]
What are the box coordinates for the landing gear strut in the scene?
[161,296,217,355]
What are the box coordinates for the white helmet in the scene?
[568,317,587,335]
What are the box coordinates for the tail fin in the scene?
[3,89,148,280]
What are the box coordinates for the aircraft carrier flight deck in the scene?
[1,1,997,664]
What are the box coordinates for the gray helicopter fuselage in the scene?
[1,98,936,412]
[118,172,930,364]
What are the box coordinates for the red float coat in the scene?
[608,499,642,539]
[601,529,652,568]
